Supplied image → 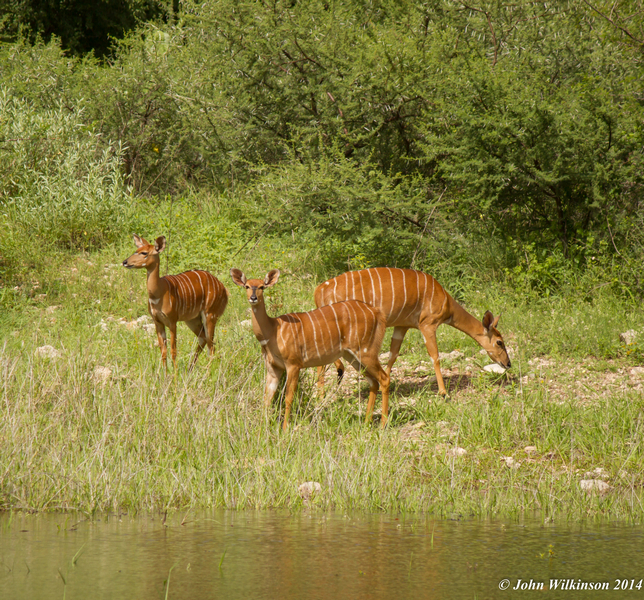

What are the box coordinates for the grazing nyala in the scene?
[123,234,229,369]
[231,268,390,429]
[315,267,511,396]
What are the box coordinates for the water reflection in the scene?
[1,511,643,599]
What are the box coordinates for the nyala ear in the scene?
[482,310,495,332]
[230,268,247,287]
[155,236,166,253]
[264,269,280,287]
[133,234,146,248]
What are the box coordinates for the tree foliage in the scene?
[1,0,644,286]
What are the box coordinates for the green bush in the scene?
[0,93,133,250]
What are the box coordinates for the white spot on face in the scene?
[363,348,368,353]
[260,339,269,346]
[149,297,160,305]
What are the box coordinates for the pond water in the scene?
[1,510,643,599]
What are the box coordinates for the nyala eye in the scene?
[497,341,504,347]
[141,252,148,256]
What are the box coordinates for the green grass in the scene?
[1,224,644,521]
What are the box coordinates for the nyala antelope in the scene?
[123,234,229,369]
[315,267,511,396]
[231,268,390,429]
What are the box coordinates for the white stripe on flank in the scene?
[333,279,338,303]
[375,269,383,314]
[180,276,189,313]
[309,309,322,354]
[288,318,297,352]
[387,267,396,319]
[345,302,355,346]
[353,301,368,347]
[367,269,376,306]
[278,321,286,350]
[328,304,342,348]
[359,270,369,303]
[195,271,205,309]
[189,274,196,311]
[306,312,320,357]
[297,315,308,361]
[395,269,407,323]
[411,271,421,320]
[187,275,197,312]
[318,307,332,354]
[351,271,356,299]
[171,275,181,312]
[194,271,202,309]
[173,276,183,313]
[204,273,211,307]
[430,277,435,311]
[420,274,428,320]
[166,275,176,311]
[369,307,378,349]
[288,316,300,359]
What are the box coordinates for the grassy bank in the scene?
[1,213,644,521]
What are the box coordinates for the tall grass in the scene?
[0,92,133,295]
[1,229,643,520]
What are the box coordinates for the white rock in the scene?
[240,319,253,328]
[483,363,507,374]
[580,479,610,494]
[620,330,638,345]
[448,447,467,457]
[524,446,538,454]
[439,350,464,361]
[584,467,609,480]
[142,323,157,335]
[630,367,644,377]
[501,456,521,468]
[34,345,61,359]
[93,366,112,384]
[298,481,322,500]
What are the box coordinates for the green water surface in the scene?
[1,511,643,599]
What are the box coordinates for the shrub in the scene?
[0,92,133,251]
